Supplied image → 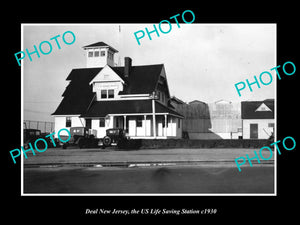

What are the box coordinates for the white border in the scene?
[21,24,24,195]
[21,23,277,196]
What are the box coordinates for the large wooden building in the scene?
[170,98,242,139]
[52,42,183,139]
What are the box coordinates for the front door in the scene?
[250,123,258,139]
[128,119,136,136]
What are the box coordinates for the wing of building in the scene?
[52,42,183,139]
[241,99,274,139]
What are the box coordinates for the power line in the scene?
[24,109,52,114]
[24,101,59,103]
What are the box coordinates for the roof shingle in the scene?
[82,42,118,52]
[52,64,180,117]
[241,99,274,119]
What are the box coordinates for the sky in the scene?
[23,23,276,122]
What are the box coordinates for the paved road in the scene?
[23,147,275,167]
[22,148,274,194]
[23,165,274,194]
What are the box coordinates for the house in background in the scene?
[52,42,183,139]
[241,99,274,139]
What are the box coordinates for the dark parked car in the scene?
[59,127,99,149]
[102,128,129,148]
[23,129,58,149]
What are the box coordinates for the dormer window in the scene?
[100,89,115,99]
[101,90,107,98]
[108,89,114,98]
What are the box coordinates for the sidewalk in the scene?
[23,147,275,168]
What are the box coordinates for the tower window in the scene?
[108,52,113,60]
[88,51,93,57]
[101,51,105,56]
[94,51,100,57]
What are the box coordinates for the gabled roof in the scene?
[113,64,164,95]
[53,68,101,115]
[189,100,206,105]
[214,99,232,104]
[82,41,118,53]
[52,64,172,116]
[241,99,274,119]
[170,96,186,105]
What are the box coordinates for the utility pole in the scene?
[151,91,158,138]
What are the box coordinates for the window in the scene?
[94,51,100,57]
[115,117,119,128]
[107,52,113,60]
[101,90,107,99]
[100,89,115,99]
[29,130,41,136]
[178,118,181,128]
[136,117,143,127]
[88,51,93,57]
[86,119,91,129]
[101,51,105,56]
[66,117,71,127]
[99,118,105,127]
[108,89,114,98]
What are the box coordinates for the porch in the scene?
[81,99,184,139]
[114,114,181,139]
[88,114,182,139]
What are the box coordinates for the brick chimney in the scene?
[124,57,132,77]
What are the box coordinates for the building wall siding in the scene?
[54,115,182,139]
[242,119,274,139]
[172,101,241,139]
[54,116,84,138]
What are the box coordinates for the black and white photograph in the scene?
[4,5,298,222]
[21,23,276,195]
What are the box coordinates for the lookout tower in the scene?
[83,41,119,68]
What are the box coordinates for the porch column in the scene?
[170,116,173,136]
[164,114,167,137]
[123,115,127,131]
[152,98,156,138]
[144,115,147,136]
